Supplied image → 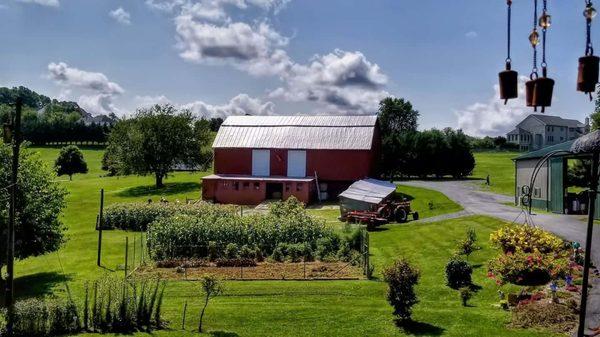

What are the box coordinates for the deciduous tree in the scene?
[55,145,88,180]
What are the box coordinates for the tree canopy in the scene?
[103,104,213,188]
[55,145,88,180]
[0,145,68,278]
[377,97,475,179]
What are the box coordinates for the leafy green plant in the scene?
[490,224,567,254]
[445,256,473,289]
[459,287,473,307]
[488,251,570,285]
[198,275,224,333]
[54,145,88,180]
[383,258,420,322]
[224,243,239,259]
[239,245,255,259]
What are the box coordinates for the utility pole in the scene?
[4,97,22,336]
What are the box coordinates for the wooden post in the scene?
[124,237,129,278]
[181,301,188,330]
[5,97,22,336]
[578,151,599,337]
[97,189,104,267]
[132,236,137,270]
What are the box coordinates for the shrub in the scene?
[315,236,340,260]
[445,257,473,289]
[103,202,237,231]
[271,246,285,262]
[224,243,239,259]
[208,241,219,261]
[0,308,5,336]
[490,224,567,254]
[239,245,255,259]
[147,198,340,262]
[254,247,264,262]
[459,287,473,307]
[488,251,570,285]
[383,258,420,321]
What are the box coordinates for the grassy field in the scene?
[6,146,559,337]
[472,151,520,196]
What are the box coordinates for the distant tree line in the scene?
[468,135,519,151]
[378,97,475,179]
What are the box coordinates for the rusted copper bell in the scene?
[526,79,537,107]
[499,63,518,104]
[577,55,600,95]
[532,77,555,111]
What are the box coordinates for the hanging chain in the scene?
[541,0,549,77]
[531,0,539,78]
[507,0,513,64]
[586,0,594,55]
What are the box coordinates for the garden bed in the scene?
[136,261,364,280]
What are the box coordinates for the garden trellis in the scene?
[499,0,600,110]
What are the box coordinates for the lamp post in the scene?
[4,97,22,336]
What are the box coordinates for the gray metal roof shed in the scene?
[339,179,396,212]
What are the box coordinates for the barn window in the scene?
[243,182,250,190]
[533,187,541,198]
[233,182,240,191]
[285,183,291,192]
[254,182,260,190]
[223,182,229,189]
[296,183,303,192]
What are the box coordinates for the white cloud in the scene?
[165,0,388,113]
[271,50,389,113]
[181,93,275,118]
[455,76,529,137]
[109,7,132,25]
[47,62,124,95]
[465,31,478,39]
[47,62,124,116]
[14,0,59,7]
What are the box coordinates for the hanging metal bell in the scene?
[532,77,555,111]
[577,55,600,95]
[499,63,518,104]
[526,79,537,107]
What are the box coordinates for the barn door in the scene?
[549,157,565,213]
[252,150,270,176]
[287,150,306,177]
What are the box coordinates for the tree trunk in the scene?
[155,173,164,188]
[198,295,209,332]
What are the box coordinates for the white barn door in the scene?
[287,150,306,177]
[252,149,270,176]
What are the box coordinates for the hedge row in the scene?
[103,202,237,231]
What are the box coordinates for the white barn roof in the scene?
[338,179,396,204]
[213,115,378,150]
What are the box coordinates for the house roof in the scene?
[513,139,576,161]
[338,179,396,204]
[213,115,378,150]
[526,114,585,128]
[507,128,531,135]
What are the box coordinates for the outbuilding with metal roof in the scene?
[203,115,381,205]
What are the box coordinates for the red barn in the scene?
[202,115,381,205]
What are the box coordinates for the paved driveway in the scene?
[399,180,600,266]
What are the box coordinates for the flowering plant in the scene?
[490,224,567,254]
[488,250,570,285]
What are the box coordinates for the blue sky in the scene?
[0,0,597,136]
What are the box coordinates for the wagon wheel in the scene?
[394,208,408,223]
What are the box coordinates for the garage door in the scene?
[252,149,270,176]
[287,150,306,177]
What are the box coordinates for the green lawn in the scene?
[7,146,559,337]
[472,151,520,196]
